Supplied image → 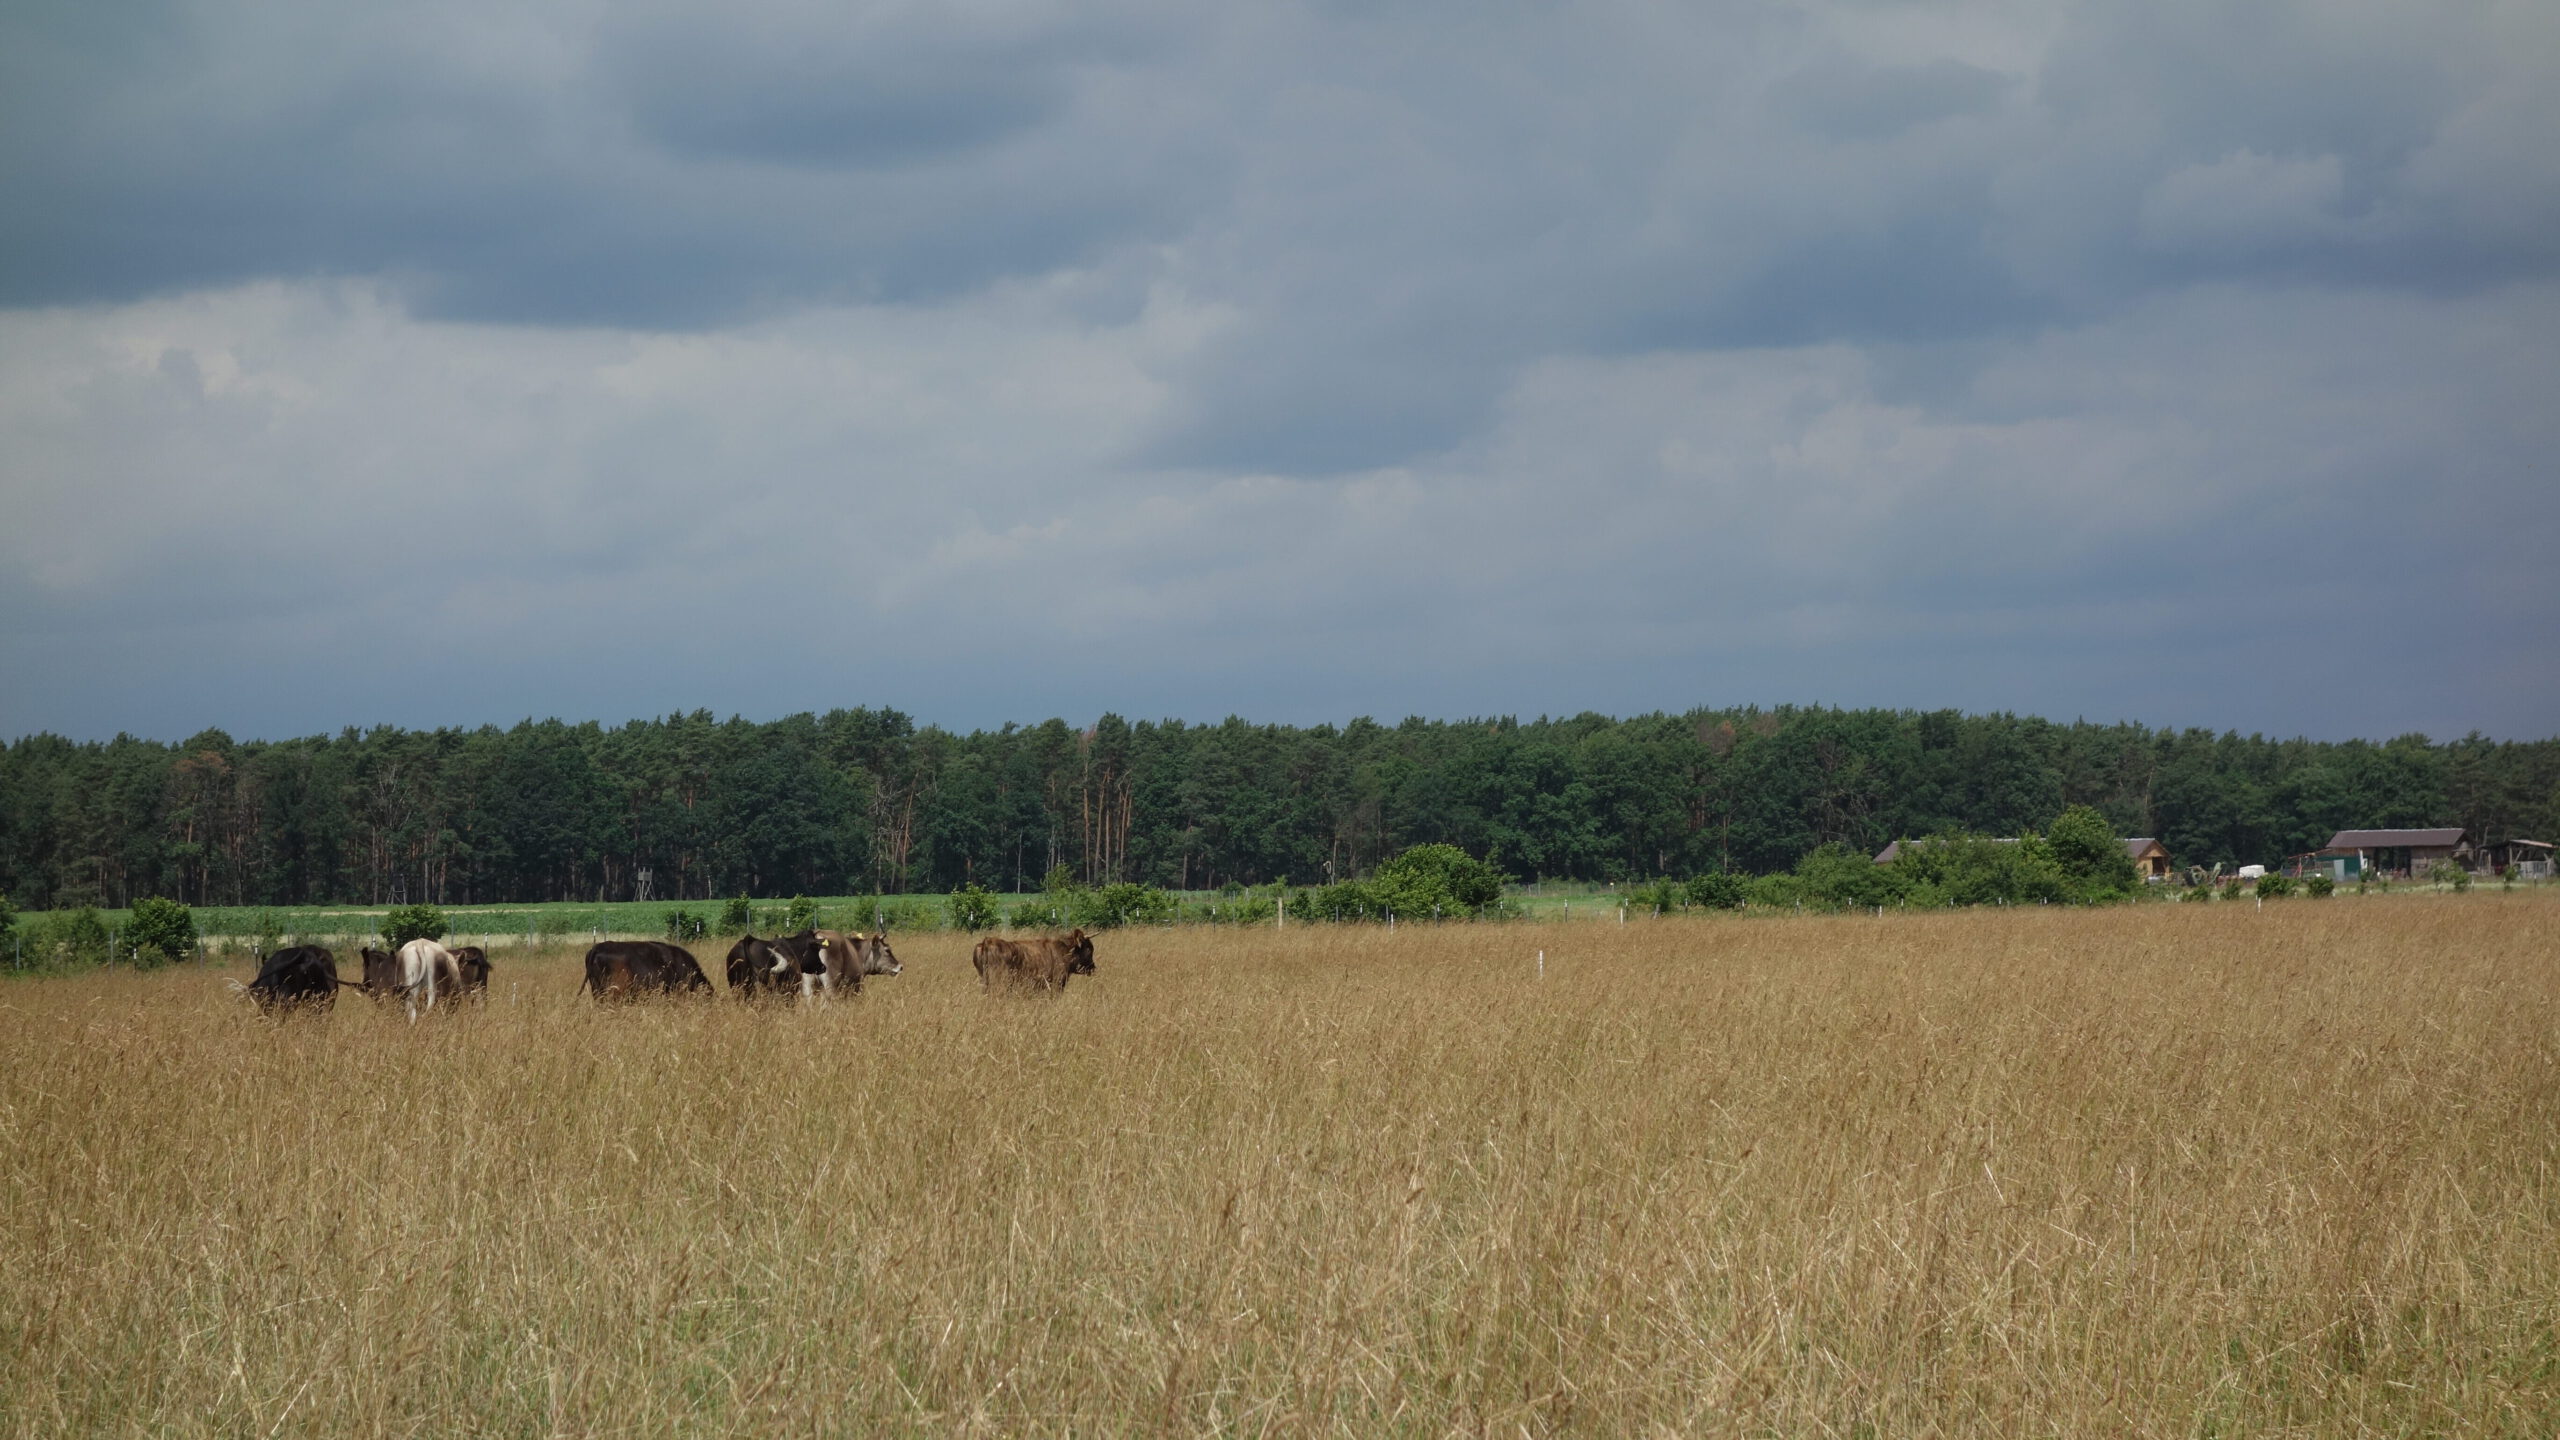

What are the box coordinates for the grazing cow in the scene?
[721,932,808,999]
[971,928,1097,994]
[394,938,467,1021]
[358,947,403,998]
[724,932,819,1000]
[811,929,903,998]
[449,945,493,997]
[581,940,714,1001]
[245,945,354,1015]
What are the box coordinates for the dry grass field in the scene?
[3,899,2557,1437]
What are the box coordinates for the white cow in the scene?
[393,938,467,1022]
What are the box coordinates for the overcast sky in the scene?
[3,0,2553,745]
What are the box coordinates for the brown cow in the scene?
[812,929,902,998]
[971,928,1096,994]
[581,941,714,1001]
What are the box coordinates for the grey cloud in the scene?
[1778,57,2012,141]
[2,2,2556,742]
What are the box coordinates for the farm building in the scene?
[2305,828,2470,881]
[2124,838,2173,881]
[2475,837,2553,879]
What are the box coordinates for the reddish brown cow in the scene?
[971,928,1097,994]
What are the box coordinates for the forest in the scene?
[1,705,2553,911]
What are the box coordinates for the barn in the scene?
[2311,828,2469,881]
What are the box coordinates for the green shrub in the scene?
[785,896,818,930]
[1745,873,1807,909]
[1682,872,1746,910]
[1071,883,1177,929]
[2304,874,2336,899]
[663,908,708,941]
[248,909,288,953]
[32,907,110,968]
[2048,804,2140,902]
[1885,833,2066,907]
[382,904,447,947]
[720,895,752,930]
[2253,874,2294,899]
[126,897,197,966]
[2182,883,2213,902]
[1009,895,1068,929]
[1629,879,1683,916]
[2220,880,2246,901]
[0,893,13,946]
[534,908,573,939]
[948,884,1000,932]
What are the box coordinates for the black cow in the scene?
[581,940,714,1001]
[725,929,825,1001]
[246,945,354,1015]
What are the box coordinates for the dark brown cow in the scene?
[971,928,1097,994]
[580,941,714,1001]
[245,945,355,1015]
[358,947,403,998]
[450,945,493,997]
[724,931,821,1000]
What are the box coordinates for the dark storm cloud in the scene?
[2,0,2556,743]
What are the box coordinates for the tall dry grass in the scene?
[2,898,2556,1436]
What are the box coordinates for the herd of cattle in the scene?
[242,926,1100,1018]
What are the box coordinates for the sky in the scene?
[2,0,2554,745]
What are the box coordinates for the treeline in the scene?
[1,706,2553,911]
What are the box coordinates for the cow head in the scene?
[860,931,902,976]
[1063,928,1097,975]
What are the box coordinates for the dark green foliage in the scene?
[720,895,751,929]
[2048,804,2141,901]
[1,705,2549,913]
[785,895,818,930]
[2305,875,2336,898]
[663,908,707,941]
[382,904,446,946]
[1369,843,1507,919]
[0,893,13,944]
[1682,872,1747,910]
[1070,883,1177,929]
[125,897,196,965]
[1009,894,1068,929]
[2255,874,2296,899]
[1886,834,2067,907]
[31,906,109,967]
[947,884,1000,932]
[1631,879,1684,916]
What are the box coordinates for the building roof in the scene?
[2323,828,2466,850]
[1875,836,2053,864]
[2124,837,2167,857]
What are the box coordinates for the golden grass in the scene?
[3,898,2558,1437]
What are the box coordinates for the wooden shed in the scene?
[2123,838,2173,881]
[2314,828,2468,880]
